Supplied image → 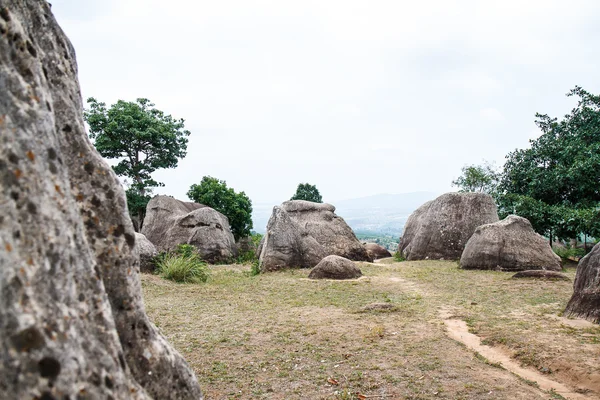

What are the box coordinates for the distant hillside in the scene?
[252,192,438,236]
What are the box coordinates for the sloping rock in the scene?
[259,201,371,271]
[135,233,158,273]
[364,243,392,260]
[398,192,499,260]
[142,195,237,263]
[564,243,600,323]
[0,2,202,399]
[308,256,363,280]
[511,270,570,281]
[460,216,562,272]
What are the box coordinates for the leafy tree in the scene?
[497,86,600,243]
[452,161,499,193]
[187,176,253,240]
[84,97,190,224]
[290,183,323,203]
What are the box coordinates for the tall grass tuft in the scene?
[156,245,209,284]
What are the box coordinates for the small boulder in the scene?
[134,233,158,273]
[460,215,562,272]
[364,243,392,260]
[511,270,570,281]
[398,193,499,260]
[308,255,363,280]
[564,242,600,323]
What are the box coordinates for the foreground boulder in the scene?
[564,243,600,323]
[0,2,202,398]
[142,195,237,263]
[135,233,158,273]
[364,243,392,260]
[308,256,363,279]
[258,201,372,271]
[398,192,499,260]
[460,216,562,272]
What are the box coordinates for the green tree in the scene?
[84,97,190,224]
[452,161,499,193]
[290,183,323,203]
[187,176,253,240]
[497,86,600,243]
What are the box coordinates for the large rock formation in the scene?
[364,243,392,260]
[460,216,562,272]
[142,195,237,263]
[135,233,158,273]
[308,255,363,280]
[398,192,499,260]
[564,243,600,323]
[0,2,202,398]
[258,201,371,271]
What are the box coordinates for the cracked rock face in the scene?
[258,200,372,271]
[0,2,202,398]
[564,242,600,323]
[460,215,562,272]
[398,192,499,261]
[142,195,237,263]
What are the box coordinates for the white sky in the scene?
[51,0,600,204]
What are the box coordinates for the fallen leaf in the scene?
[327,377,339,385]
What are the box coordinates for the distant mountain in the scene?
[252,192,438,236]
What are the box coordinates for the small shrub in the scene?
[156,245,209,284]
[235,250,257,264]
[393,251,406,262]
[553,246,586,261]
[250,259,261,276]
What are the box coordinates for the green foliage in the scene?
[452,161,499,193]
[187,176,253,240]
[553,246,586,261]
[234,233,263,264]
[355,232,398,251]
[496,86,600,241]
[125,189,151,222]
[290,183,322,203]
[250,259,261,276]
[155,245,209,284]
[393,251,406,262]
[84,97,190,219]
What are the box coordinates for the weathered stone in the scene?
[398,192,499,260]
[364,243,392,260]
[308,255,363,280]
[259,201,371,271]
[564,242,600,323]
[0,2,202,398]
[134,233,158,273]
[460,215,562,272]
[142,195,237,263]
[511,270,570,281]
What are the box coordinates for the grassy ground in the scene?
[141,260,600,399]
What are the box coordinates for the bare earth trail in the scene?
[142,260,600,399]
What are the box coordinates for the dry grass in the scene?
[141,260,600,399]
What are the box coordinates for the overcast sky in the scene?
[51,0,600,205]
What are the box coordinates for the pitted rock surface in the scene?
[398,192,499,261]
[364,243,392,260]
[0,2,202,398]
[142,195,237,263]
[564,242,600,323]
[258,200,371,271]
[460,215,562,272]
[308,255,363,280]
[135,233,158,273]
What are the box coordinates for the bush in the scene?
[553,246,586,261]
[155,244,209,283]
[393,251,406,262]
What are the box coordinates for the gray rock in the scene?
[259,201,372,271]
[0,2,202,398]
[398,192,499,260]
[134,233,158,273]
[142,195,237,263]
[460,216,562,272]
[564,242,600,323]
[308,256,363,280]
[511,270,570,281]
[364,243,392,260]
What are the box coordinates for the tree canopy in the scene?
[84,97,190,222]
[451,161,499,193]
[187,176,253,240]
[290,183,322,203]
[495,86,600,241]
